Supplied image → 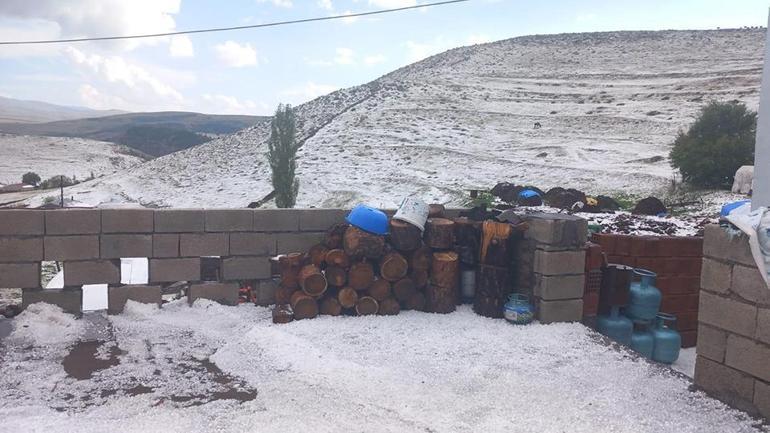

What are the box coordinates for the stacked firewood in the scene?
[272,207,464,323]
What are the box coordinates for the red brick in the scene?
[631,236,662,257]
[614,235,633,256]
[658,276,700,295]
[585,242,603,271]
[583,291,599,316]
[679,237,704,257]
[585,269,601,293]
[675,311,699,331]
[660,293,699,313]
[681,330,697,348]
[636,257,664,274]
[592,233,617,255]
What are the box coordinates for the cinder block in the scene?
[256,279,278,306]
[731,265,770,305]
[153,234,179,258]
[222,256,271,280]
[188,282,239,306]
[700,258,731,294]
[694,355,756,414]
[755,380,770,420]
[180,233,229,257]
[534,273,585,300]
[0,263,40,288]
[757,308,770,346]
[698,291,757,337]
[697,324,727,363]
[0,236,43,262]
[537,298,583,324]
[45,209,101,235]
[149,258,200,283]
[64,260,121,286]
[154,209,205,233]
[298,209,347,231]
[101,208,154,233]
[230,233,275,256]
[100,234,152,259]
[703,225,755,267]
[107,285,162,314]
[524,213,588,247]
[205,209,253,232]
[22,288,82,316]
[44,236,99,260]
[533,249,586,276]
[253,209,300,232]
[725,334,770,382]
[276,232,325,254]
[0,210,44,235]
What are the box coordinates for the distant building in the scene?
[0,183,35,194]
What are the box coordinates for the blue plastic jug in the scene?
[625,268,661,322]
[630,322,654,359]
[503,294,534,325]
[597,306,633,345]
[651,313,681,364]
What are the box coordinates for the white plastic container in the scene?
[393,197,429,232]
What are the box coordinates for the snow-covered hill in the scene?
[40,29,764,208]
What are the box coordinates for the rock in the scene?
[632,197,666,216]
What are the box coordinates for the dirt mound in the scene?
[632,197,667,215]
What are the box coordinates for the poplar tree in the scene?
[268,104,299,208]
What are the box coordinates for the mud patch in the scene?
[62,340,122,380]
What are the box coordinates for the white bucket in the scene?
[393,197,429,231]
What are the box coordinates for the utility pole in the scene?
[753,12,770,209]
[60,175,64,208]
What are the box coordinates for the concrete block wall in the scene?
[694,224,770,419]
[593,233,703,347]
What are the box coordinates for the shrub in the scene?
[22,172,40,186]
[669,101,756,189]
[39,175,75,190]
[267,104,299,208]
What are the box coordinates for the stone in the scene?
[533,249,586,276]
[276,232,325,254]
[730,265,770,305]
[44,236,99,261]
[533,273,585,300]
[0,263,40,288]
[757,308,770,346]
[188,282,239,306]
[154,209,205,233]
[107,285,162,314]
[0,210,44,235]
[298,209,347,231]
[698,291,757,338]
[703,225,755,267]
[153,234,179,258]
[180,233,229,257]
[229,233,275,256]
[100,234,153,259]
[222,256,271,280]
[696,324,727,363]
[22,288,82,316]
[101,208,154,233]
[755,380,770,420]
[0,236,43,262]
[700,258,732,295]
[725,334,770,382]
[149,258,200,283]
[525,213,588,247]
[64,260,121,286]
[45,209,101,235]
[694,356,756,414]
[253,209,300,232]
[537,298,583,324]
[205,209,253,232]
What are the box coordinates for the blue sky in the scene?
[0,0,767,115]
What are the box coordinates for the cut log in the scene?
[308,244,330,268]
[320,296,343,316]
[343,226,385,259]
[393,278,417,303]
[337,287,359,309]
[428,203,446,218]
[355,296,379,316]
[325,249,351,269]
[410,269,429,289]
[368,279,391,302]
[278,252,304,288]
[453,217,481,266]
[325,266,347,287]
[272,304,294,324]
[348,261,375,291]
[388,219,423,251]
[379,251,408,282]
[430,251,459,289]
[426,284,456,314]
[324,223,348,249]
[298,264,328,297]
[378,297,401,316]
[480,220,512,267]
[408,246,432,271]
[476,264,511,299]
[473,295,504,319]
[291,293,319,320]
[405,292,426,311]
[425,218,455,249]
[274,285,296,304]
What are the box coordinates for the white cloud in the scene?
[256,0,293,7]
[169,35,194,57]
[334,47,355,65]
[282,81,339,103]
[340,11,360,24]
[318,0,333,10]
[364,54,386,65]
[201,93,263,115]
[404,38,452,62]
[466,34,491,45]
[214,41,259,67]
[368,0,417,7]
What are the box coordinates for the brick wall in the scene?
[592,233,703,348]
[694,225,770,419]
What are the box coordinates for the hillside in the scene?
[0,112,264,157]
[33,29,764,208]
[0,96,123,124]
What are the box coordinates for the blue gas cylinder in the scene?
[652,313,681,364]
[597,306,633,345]
[625,268,662,322]
[503,294,534,324]
[630,322,655,359]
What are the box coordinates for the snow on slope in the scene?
[46,29,764,208]
[0,133,144,185]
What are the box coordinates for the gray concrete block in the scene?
[230,233,275,256]
[44,235,99,261]
[253,209,300,232]
[725,333,770,382]
[0,263,40,288]
[731,265,770,305]
[525,213,588,247]
[755,379,770,420]
[22,288,82,316]
[298,209,347,231]
[222,256,271,280]
[694,355,757,414]
[697,323,728,363]
[699,291,757,338]
[533,249,585,276]
[100,234,153,259]
[533,273,585,300]
[205,209,253,232]
[188,282,239,306]
[153,234,179,258]
[0,210,44,235]
[45,209,101,235]
[0,236,43,262]
[107,285,162,314]
[180,233,229,257]
[149,258,200,283]
[700,258,731,295]
[101,208,154,233]
[703,225,755,267]
[154,209,205,233]
[276,232,325,254]
[537,298,583,324]
[758,308,770,346]
[64,260,121,286]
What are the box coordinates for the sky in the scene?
[0,0,768,116]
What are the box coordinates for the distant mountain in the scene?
[0,96,124,124]
[0,111,266,157]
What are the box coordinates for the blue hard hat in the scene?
[720,200,751,217]
[519,189,540,199]
[346,204,389,235]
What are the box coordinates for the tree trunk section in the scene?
[291,293,318,320]
[308,244,329,268]
[378,297,401,316]
[368,279,391,302]
[299,264,328,297]
[431,251,459,289]
[355,296,379,316]
[343,226,385,259]
[408,246,432,271]
[274,285,296,305]
[325,266,347,287]
[272,305,294,324]
[278,253,304,288]
[393,278,417,303]
[389,219,423,251]
[426,284,456,314]
[324,223,348,249]
[348,261,375,291]
[428,203,446,218]
[410,269,429,289]
[480,220,512,267]
[379,251,408,282]
[337,287,359,309]
[320,296,343,316]
[473,264,511,318]
[325,249,350,269]
[425,218,455,249]
[405,292,426,311]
